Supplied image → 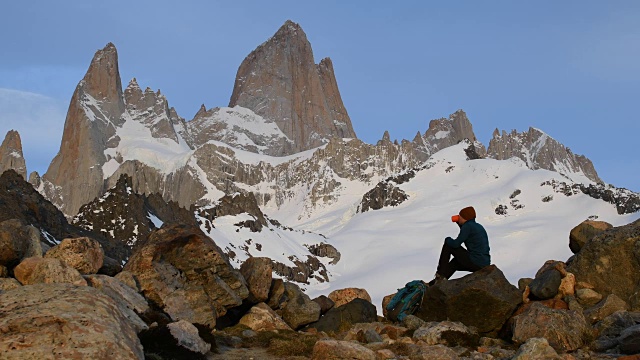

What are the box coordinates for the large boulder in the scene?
[567,219,640,310]
[239,256,272,304]
[583,294,629,324]
[415,265,522,335]
[569,220,613,254]
[328,287,372,308]
[0,283,144,359]
[281,282,321,330]
[528,263,563,300]
[510,302,590,352]
[0,219,42,268]
[238,302,291,331]
[123,224,249,329]
[619,324,640,355]
[306,298,377,334]
[13,257,87,286]
[44,237,104,275]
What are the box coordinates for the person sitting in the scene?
[429,206,490,285]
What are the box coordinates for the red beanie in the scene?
[459,206,476,220]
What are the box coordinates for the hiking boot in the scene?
[428,273,447,286]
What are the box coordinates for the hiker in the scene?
[429,206,490,285]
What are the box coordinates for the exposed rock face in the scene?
[311,340,376,360]
[239,257,272,304]
[229,20,356,155]
[0,284,145,359]
[567,219,640,310]
[510,302,590,352]
[187,105,293,156]
[238,302,291,331]
[541,179,640,215]
[0,130,27,179]
[0,169,114,259]
[280,282,321,330]
[139,320,211,359]
[415,265,522,335]
[123,224,249,328]
[44,237,104,275]
[13,257,87,286]
[413,321,479,347]
[422,110,487,157]
[306,298,377,334]
[569,220,613,254]
[488,127,601,183]
[328,288,372,308]
[124,78,184,145]
[42,43,125,216]
[73,174,196,265]
[0,219,42,269]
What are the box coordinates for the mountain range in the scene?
[1,20,638,306]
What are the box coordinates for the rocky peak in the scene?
[73,174,196,264]
[228,20,356,155]
[487,127,601,183]
[42,43,127,216]
[423,110,487,157]
[0,130,27,179]
[124,78,180,144]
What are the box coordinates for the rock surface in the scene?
[123,224,249,329]
[567,219,640,310]
[569,220,613,254]
[238,302,291,331]
[0,219,42,269]
[0,130,27,179]
[487,126,601,183]
[510,302,590,352]
[415,265,521,335]
[0,283,144,359]
[239,257,272,304]
[14,257,87,286]
[44,237,104,275]
[229,20,356,155]
[307,298,377,334]
[328,287,372,308]
[281,282,321,330]
[311,339,376,360]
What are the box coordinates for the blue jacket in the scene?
[445,219,491,267]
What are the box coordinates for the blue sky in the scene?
[1,1,639,191]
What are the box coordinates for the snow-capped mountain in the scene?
[3,20,636,300]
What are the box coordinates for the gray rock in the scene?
[576,288,602,307]
[0,219,42,268]
[511,302,590,352]
[413,321,478,347]
[280,282,321,330]
[415,265,521,335]
[0,283,144,359]
[584,294,629,324]
[569,220,612,254]
[529,268,562,300]
[306,298,376,334]
[312,295,335,315]
[402,314,426,330]
[518,278,533,292]
[567,219,640,310]
[512,337,561,360]
[618,324,640,355]
[312,340,376,360]
[139,320,211,359]
[239,257,272,304]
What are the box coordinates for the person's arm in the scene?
[445,224,471,248]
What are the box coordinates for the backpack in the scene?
[385,280,428,322]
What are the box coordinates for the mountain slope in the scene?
[299,142,640,309]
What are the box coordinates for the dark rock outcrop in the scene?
[229,20,356,155]
[123,224,249,329]
[359,180,408,213]
[415,265,522,335]
[567,219,640,310]
[239,256,272,304]
[306,298,377,334]
[569,220,613,254]
[73,174,196,265]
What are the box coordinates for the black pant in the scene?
[437,243,483,279]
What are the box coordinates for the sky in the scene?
[1,1,639,191]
